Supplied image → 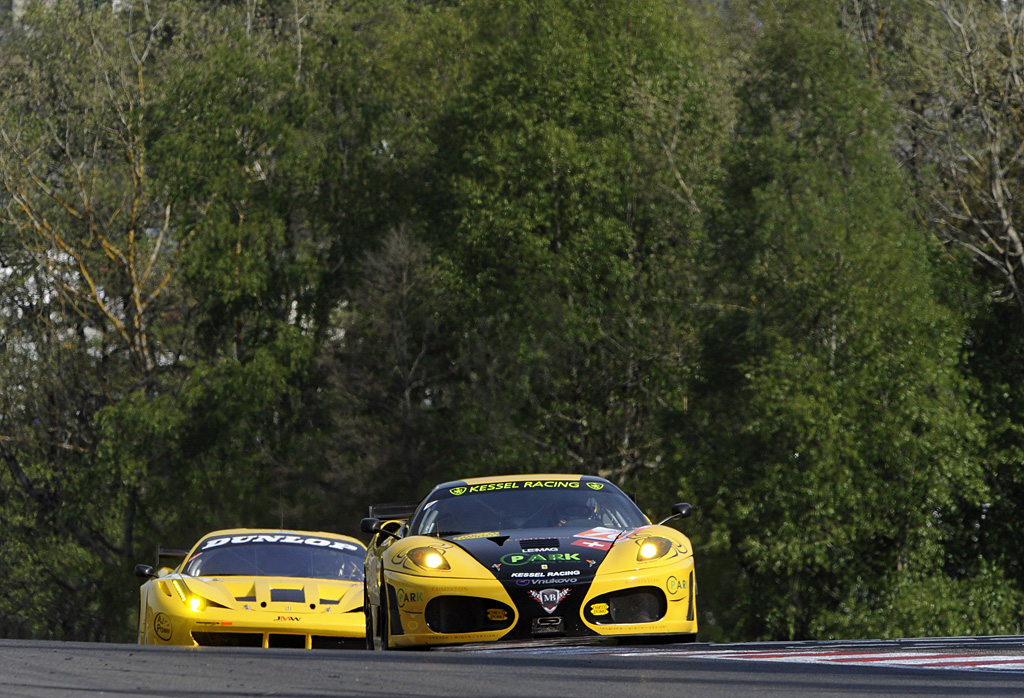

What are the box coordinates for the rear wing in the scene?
[156,546,190,570]
[368,502,418,521]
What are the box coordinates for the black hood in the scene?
[445,526,628,585]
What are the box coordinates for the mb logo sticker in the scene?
[530,588,570,614]
[586,482,604,490]
[449,487,467,496]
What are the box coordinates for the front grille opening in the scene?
[268,634,307,649]
[192,632,263,647]
[584,586,667,625]
[520,538,559,551]
[425,596,515,634]
[311,636,366,650]
[271,588,305,603]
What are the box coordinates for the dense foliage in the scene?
[1,0,1023,643]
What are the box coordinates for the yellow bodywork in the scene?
[136,528,366,649]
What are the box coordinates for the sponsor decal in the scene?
[153,612,172,641]
[667,575,686,596]
[500,552,581,566]
[530,588,570,614]
[396,588,424,607]
[510,570,581,578]
[586,482,604,491]
[487,608,508,622]
[516,577,578,586]
[590,602,610,616]
[452,531,500,541]
[276,616,301,621]
[200,535,359,552]
[574,527,621,542]
[572,539,612,551]
[449,481,582,495]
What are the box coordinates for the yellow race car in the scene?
[360,474,697,649]
[134,528,366,649]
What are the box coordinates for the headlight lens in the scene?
[172,579,207,612]
[407,546,450,570]
[636,536,673,562]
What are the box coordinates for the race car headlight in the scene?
[636,537,673,562]
[172,579,207,612]
[407,546,450,570]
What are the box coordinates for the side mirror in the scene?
[360,517,382,534]
[672,502,693,519]
[657,502,694,526]
[134,564,156,579]
[361,517,403,540]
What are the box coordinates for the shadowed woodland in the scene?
[2,0,1024,643]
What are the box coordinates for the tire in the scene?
[364,589,374,651]
[378,591,391,651]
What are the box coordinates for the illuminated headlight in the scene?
[636,537,673,562]
[407,547,450,570]
[171,579,207,612]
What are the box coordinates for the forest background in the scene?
[2,0,1024,644]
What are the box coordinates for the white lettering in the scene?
[328,542,360,552]
[201,534,358,550]
[201,538,231,549]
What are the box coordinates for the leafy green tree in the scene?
[837,0,1024,620]
[0,0,397,639]
[416,0,721,497]
[0,1,201,639]
[688,0,1006,641]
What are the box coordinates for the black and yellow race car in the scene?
[360,474,697,649]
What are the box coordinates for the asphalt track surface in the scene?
[3,636,1024,697]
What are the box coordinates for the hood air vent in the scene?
[520,538,559,551]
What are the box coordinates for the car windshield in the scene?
[408,481,649,536]
[183,534,364,581]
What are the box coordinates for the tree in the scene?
[415,0,720,499]
[0,1,204,639]
[910,1,1024,317]
[689,0,1001,641]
